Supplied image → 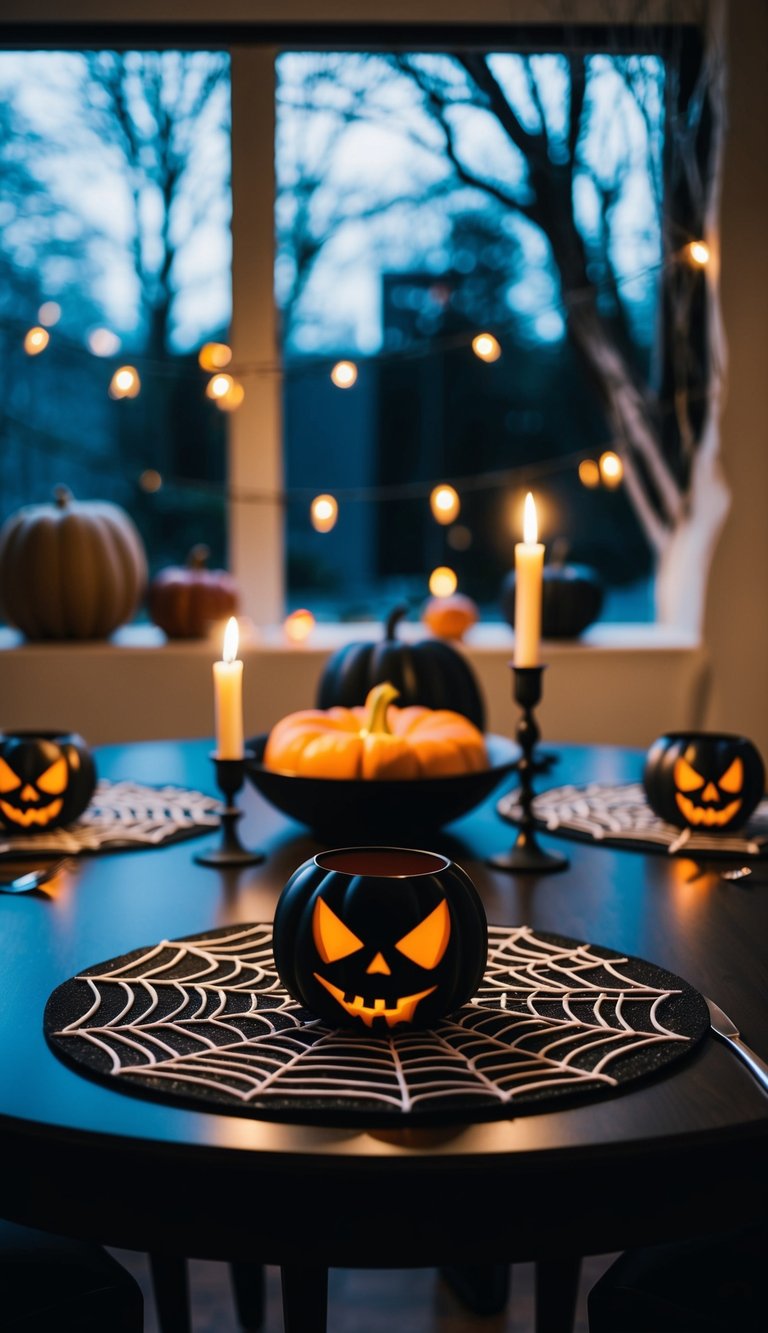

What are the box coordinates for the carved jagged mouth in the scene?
[313,973,436,1027]
[0,798,63,828]
[675,792,742,827]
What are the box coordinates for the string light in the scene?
[139,469,163,493]
[37,302,61,327]
[578,459,601,488]
[23,326,49,355]
[198,342,232,371]
[88,328,121,357]
[205,372,234,400]
[429,566,458,596]
[310,494,338,533]
[430,484,460,525]
[599,450,624,488]
[109,365,141,399]
[283,608,316,642]
[447,524,472,551]
[471,332,502,362]
[213,379,245,412]
[685,240,710,267]
[330,360,358,388]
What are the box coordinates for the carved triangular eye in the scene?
[37,758,69,796]
[718,757,743,794]
[0,757,21,794]
[395,900,450,970]
[674,757,705,792]
[312,897,364,964]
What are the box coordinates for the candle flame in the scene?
[523,492,538,545]
[223,616,239,663]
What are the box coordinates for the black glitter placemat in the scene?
[497,782,768,859]
[44,922,709,1126]
[0,779,220,857]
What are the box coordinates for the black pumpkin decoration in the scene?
[316,605,486,730]
[501,559,604,640]
[643,732,765,832]
[273,846,488,1030]
[0,731,96,834]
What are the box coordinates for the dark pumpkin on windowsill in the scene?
[316,604,486,730]
[501,559,604,640]
[147,545,240,639]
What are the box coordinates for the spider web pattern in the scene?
[0,780,220,856]
[44,923,709,1125]
[497,782,768,859]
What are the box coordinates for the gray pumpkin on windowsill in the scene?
[500,542,604,640]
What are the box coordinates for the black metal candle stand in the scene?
[488,663,569,874]
[194,750,265,868]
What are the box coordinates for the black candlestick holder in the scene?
[194,750,265,868]
[488,664,569,874]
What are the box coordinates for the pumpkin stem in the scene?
[54,485,73,509]
[384,604,409,640]
[363,682,400,735]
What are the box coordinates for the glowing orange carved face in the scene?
[311,894,451,1027]
[673,754,744,828]
[0,734,96,835]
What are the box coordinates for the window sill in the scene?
[0,621,707,748]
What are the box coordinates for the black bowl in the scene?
[245,734,519,842]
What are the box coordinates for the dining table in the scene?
[1,735,767,1333]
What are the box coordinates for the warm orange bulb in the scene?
[578,459,600,489]
[429,566,458,597]
[430,485,460,525]
[24,327,50,355]
[206,373,233,400]
[599,450,624,488]
[310,494,338,533]
[471,332,501,362]
[198,342,232,371]
[330,360,358,388]
[686,240,710,267]
[108,365,141,399]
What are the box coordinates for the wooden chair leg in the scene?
[230,1262,265,1330]
[148,1253,191,1333]
[439,1263,511,1315]
[535,1255,582,1333]
[280,1264,328,1333]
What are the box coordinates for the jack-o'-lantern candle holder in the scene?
[643,732,765,832]
[0,731,96,834]
[273,847,488,1031]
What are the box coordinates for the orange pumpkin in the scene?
[147,545,239,639]
[421,593,479,641]
[264,682,488,780]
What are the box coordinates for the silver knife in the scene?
[706,996,768,1095]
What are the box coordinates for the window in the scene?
[0,23,721,635]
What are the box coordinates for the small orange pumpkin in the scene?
[421,593,479,641]
[264,682,488,780]
[147,545,239,639]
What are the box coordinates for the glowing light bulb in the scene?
[37,302,61,327]
[429,566,458,597]
[430,484,460,525]
[284,608,316,643]
[471,332,501,363]
[330,360,358,388]
[686,240,710,267]
[214,379,245,412]
[109,365,140,399]
[24,327,49,356]
[599,450,624,488]
[198,342,232,371]
[578,459,601,489]
[88,328,121,357]
[206,373,234,400]
[139,469,163,493]
[310,494,338,533]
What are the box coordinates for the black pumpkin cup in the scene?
[272,846,488,1031]
[0,731,97,834]
[643,731,765,833]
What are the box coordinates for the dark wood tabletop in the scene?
[1,737,767,1273]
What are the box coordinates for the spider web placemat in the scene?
[497,782,768,859]
[0,780,220,857]
[44,922,709,1127]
